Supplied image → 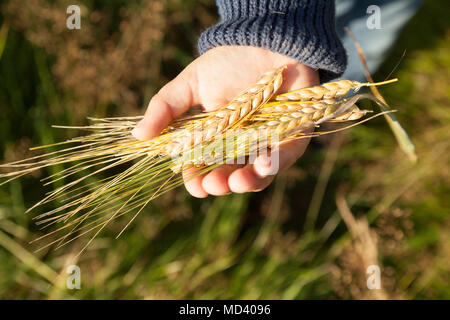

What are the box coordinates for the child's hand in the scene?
[132,46,319,197]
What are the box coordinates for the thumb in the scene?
[132,71,199,140]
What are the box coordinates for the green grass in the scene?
[0,0,448,299]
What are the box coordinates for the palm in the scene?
[192,46,319,111]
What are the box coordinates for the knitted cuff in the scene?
[198,0,347,82]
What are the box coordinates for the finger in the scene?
[182,166,208,198]
[228,125,314,193]
[132,70,199,140]
[201,165,237,196]
[276,127,314,172]
[277,63,320,93]
[228,164,275,193]
[248,124,313,177]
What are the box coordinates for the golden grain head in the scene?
[0,65,396,253]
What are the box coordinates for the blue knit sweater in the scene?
[198,0,346,82]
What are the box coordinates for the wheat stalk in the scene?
[172,97,372,169]
[0,65,397,253]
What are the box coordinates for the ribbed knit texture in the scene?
[198,0,347,82]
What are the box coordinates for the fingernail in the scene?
[131,128,138,138]
[258,154,271,167]
[131,120,144,139]
[256,154,279,176]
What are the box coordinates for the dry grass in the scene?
[3,0,168,118]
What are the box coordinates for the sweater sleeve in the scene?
[198,0,347,82]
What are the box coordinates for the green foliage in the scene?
[0,0,448,299]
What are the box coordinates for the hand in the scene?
[132,46,319,197]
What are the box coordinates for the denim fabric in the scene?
[336,0,423,81]
[198,0,423,82]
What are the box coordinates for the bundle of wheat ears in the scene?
[0,65,398,253]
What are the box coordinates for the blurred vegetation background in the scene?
[0,0,448,299]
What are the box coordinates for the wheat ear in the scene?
[162,66,285,157]
[176,98,370,168]
[0,64,397,252]
[273,78,398,102]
